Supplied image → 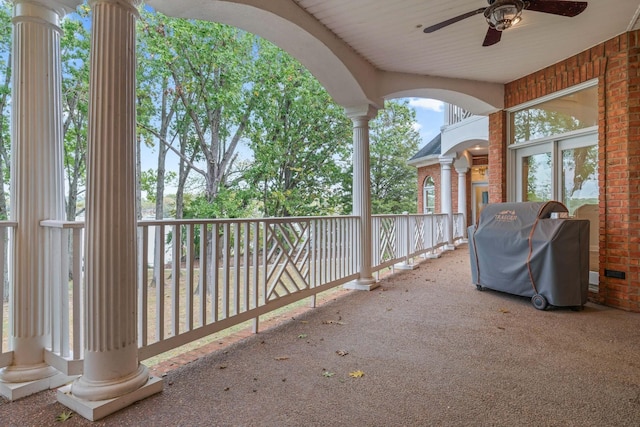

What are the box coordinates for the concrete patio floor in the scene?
[2,244,640,426]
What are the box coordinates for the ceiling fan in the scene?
[423,0,588,46]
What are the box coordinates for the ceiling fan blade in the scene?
[482,27,502,47]
[526,0,588,17]
[423,7,486,33]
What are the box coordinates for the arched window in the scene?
[423,176,435,214]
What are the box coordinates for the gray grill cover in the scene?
[468,201,589,307]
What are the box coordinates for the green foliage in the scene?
[60,10,91,220]
[182,186,253,220]
[0,1,12,219]
[140,168,176,203]
[367,100,420,214]
[138,11,260,219]
[245,41,352,217]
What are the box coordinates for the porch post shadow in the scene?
[56,0,161,420]
[0,0,82,401]
[344,105,379,291]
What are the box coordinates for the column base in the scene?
[344,277,379,291]
[0,371,74,401]
[58,375,163,421]
[394,262,416,271]
[0,362,57,384]
[457,239,469,245]
[425,252,441,259]
[444,244,456,251]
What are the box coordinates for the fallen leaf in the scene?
[497,326,505,330]
[224,387,230,391]
[300,320,309,324]
[274,356,289,361]
[56,411,74,422]
[298,334,308,339]
[349,370,365,378]
[336,350,349,356]
[322,320,346,325]
[219,365,227,369]
[323,371,335,378]
[499,308,510,314]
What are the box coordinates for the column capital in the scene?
[439,156,455,167]
[456,166,469,174]
[345,104,379,122]
[13,0,83,23]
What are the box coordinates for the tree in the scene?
[367,100,420,214]
[246,41,352,217]
[0,1,11,221]
[61,7,91,220]
[0,1,10,300]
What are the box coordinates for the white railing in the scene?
[372,213,448,274]
[41,220,85,375]
[0,221,16,368]
[452,213,467,242]
[445,104,474,126]
[136,216,360,360]
[20,212,459,372]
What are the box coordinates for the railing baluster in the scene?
[252,222,259,308]
[157,224,165,341]
[212,223,219,323]
[233,223,240,315]
[72,227,83,359]
[0,225,6,355]
[60,228,70,358]
[199,223,207,326]
[139,225,148,348]
[222,223,230,319]
[186,223,194,332]
[171,224,181,337]
[50,227,61,355]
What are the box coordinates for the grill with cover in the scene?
[468,201,589,310]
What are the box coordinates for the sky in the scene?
[407,98,445,146]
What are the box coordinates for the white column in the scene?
[439,156,455,250]
[58,0,161,420]
[344,105,378,291]
[457,167,468,243]
[0,0,80,398]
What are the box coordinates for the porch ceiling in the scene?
[292,0,640,83]
[147,0,640,110]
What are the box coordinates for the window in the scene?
[509,82,599,287]
[423,176,435,214]
[510,84,597,144]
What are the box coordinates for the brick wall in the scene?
[418,163,460,217]
[488,111,507,204]
[416,164,441,213]
[493,30,640,311]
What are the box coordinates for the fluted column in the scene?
[439,156,455,250]
[457,167,468,242]
[344,105,378,291]
[70,0,148,402]
[0,0,80,389]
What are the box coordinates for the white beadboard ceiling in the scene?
[292,0,640,84]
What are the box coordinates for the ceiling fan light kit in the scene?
[485,0,526,31]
